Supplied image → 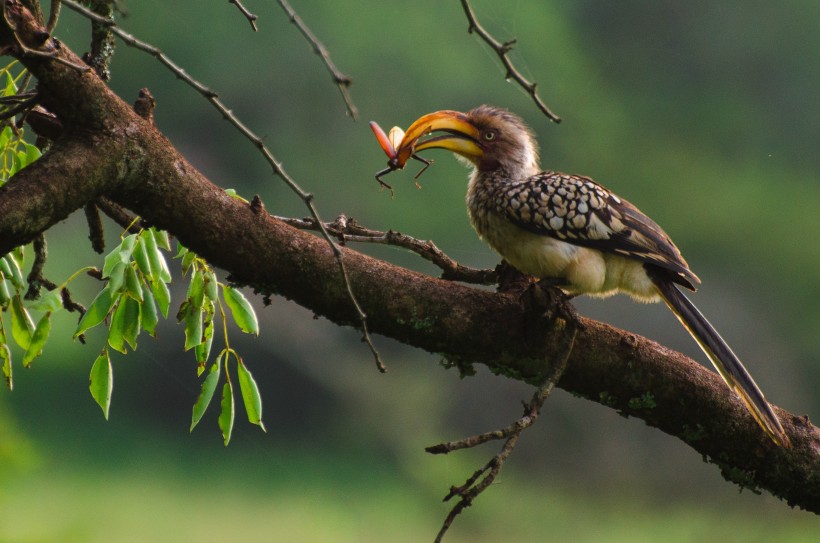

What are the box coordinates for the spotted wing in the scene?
[499,171,699,290]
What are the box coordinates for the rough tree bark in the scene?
[0,1,818,513]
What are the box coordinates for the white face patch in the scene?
[518,139,540,178]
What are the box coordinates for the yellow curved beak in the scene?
[395,110,483,166]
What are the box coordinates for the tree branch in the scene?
[60,0,383,370]
[1,1,818,514]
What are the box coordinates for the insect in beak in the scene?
[369,121,433,195]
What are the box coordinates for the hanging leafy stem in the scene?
[0,61,43,390]
[70,227,265,444]
[0,60,265,439]
[177,242,265,445]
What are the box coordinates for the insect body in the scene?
[369,120,432,193]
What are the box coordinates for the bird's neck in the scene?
[468,161,539,189]
[466,166,525,215]
[477,155,540,181]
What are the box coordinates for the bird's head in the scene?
[396,105,540,178]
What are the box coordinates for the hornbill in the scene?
[385,105,789,447]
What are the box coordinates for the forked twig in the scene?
[428,309,579,542]
[276,0,358,120]
[46,0,60,32]
[460,0,560,123]
[276,214,497,285]
[61,0,385,371]
[2,0,89,72]
[0,92,38,121]
[229,0,258,32]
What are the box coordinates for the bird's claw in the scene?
[521,279,583,331]
[495,260,536,294]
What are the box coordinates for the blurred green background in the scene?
[2,0,819,541]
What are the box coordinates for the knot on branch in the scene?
[133,87,156,123]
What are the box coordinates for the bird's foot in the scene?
[495,260,536,294]
[522,279,584,331]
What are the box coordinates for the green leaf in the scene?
[140,285,159,337]
[0,258,11,279]
[1,344,11,390]
[107,261,128,294]
[175,243,188,259]
[3,254,25,290]
[4,71,16,95]
[132,236,152,277]
[153,228,171,251]
[203,270,218,302]
[237,360,265,431]
[190,357,221,432]
[187,269,205,309]
[121,296,141,350]
[108,295,140,353]
[194,309,214,366]
[74,287,115,337]
[218,380,235,446]
[0,258,14,287]
[151,278,171,319]
[183,302,203,351]
[102,234,137,278]
[10,295,34,349]
[124,264,144,302]
[89,350,113,420]
[0,125,11,149]
[26,287,62,313]
[22,312,50,367]
[144,229,171,283]
[222,286,259,335]
[23,143,41,166]
[175,299,189,323]
[14,145,39,171]
[180,250,195,275]
[107,299,126,353]
[11,246,24,265]
[0,276,10,308]
[11,150,24,175]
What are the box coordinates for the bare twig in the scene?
[428,309,579,542]
[60,0,385,371]
[133,87,156,123]
[20,232,85,317]
[0,90,36,104]
[2,0,89,72]
[18,0,42,24]
[229,0,258,31]
[60,286,86,314]
[275,214,497,285]
[459,0,560,123]
[23,232,48,299]
[95,197,143,234]
[83,201,105,253]
[46,0,60,32]
[275,0,358,120]
[0,91,38,121]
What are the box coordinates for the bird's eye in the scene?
[483,130,496,141]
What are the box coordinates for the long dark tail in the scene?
[650,274,790,447]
